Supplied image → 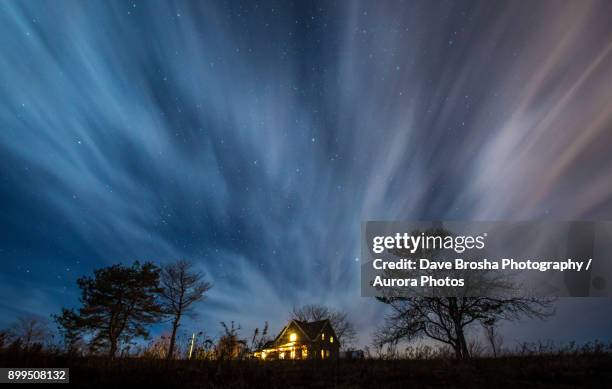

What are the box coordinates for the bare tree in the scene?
[375,228,554,359]
[482,321,504,357]
[9,316,53,350]
[375,295,552,359]
[291,304,357,349]
[0,329,10,349]
[159,260,212,360]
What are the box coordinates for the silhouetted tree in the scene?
[54,308,85,354]
[376,294,553,360]
[375,228,554,359]
[0,329,10,349]
[482,321,504,357]
[7,316,52,350]
[291,304,357,349]
[159,260,212,360]
[54,261,164,358]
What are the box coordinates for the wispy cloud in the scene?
[0,0,611,345]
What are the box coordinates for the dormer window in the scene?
[289,333,297,342]
[321,333,325,340]
[330,336,334,343]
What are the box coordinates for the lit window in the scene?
[290,349,295,359]
[326,350,330,358]
[302,346,308,358]
[289,333,297,342]
[261,351,267,359]
[279,351,285,359]
[322,333,325,340]
[321,349,325,359]
[330,336,334,343]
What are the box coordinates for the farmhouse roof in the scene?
[269,319,333,345]
[293,320,329,340]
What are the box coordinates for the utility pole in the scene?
[188,332,196,360]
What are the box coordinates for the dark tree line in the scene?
[8,228,553,361]
[54,260,211,358]
[0,316,53,352]
[49,261,358,360]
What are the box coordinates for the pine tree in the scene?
[55,261,165,358]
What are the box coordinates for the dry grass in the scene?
[1,348,611,388]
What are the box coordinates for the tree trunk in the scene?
[453,343,462,359]
[447,297,469,359]
[108,314,118,358]
[457,326,469,359]
[109,339,117,358]
[167,316,180,360]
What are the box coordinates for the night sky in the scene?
[1,0,612,348]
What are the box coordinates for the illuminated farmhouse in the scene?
[253,319,339,360]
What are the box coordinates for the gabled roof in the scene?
[293,320,329,341]
[271,319,333,344]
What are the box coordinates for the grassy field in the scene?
[2,350,611,388]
